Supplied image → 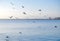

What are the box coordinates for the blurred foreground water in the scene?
[0,19,60,41]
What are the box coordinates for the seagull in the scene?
[9,16,13,19]
[19,32,22,34]
[6,36,9,38]
[10,2,14,6]
[54,26,57,28]
[22,5,24,8]
[38,9,41,11]
[23,12,26,14]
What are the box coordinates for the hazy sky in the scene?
[0,0,60,19]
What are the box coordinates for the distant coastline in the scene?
[0,17,60,20]
[0,19,60,20]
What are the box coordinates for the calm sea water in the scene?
[0,19,60,41]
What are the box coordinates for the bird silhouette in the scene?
[6,36,9,38]
[10,2,14,6]
[54,26,57,28]
[23,12,26,14]
[38,9,41,11]
[22,5,24,8]
[19,32,22,34]
[9,16,13,19]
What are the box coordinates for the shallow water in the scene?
[0,19,60,41]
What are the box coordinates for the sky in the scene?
[0,0,60,19]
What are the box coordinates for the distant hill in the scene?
[54,17,60,20]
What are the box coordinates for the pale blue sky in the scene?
[0,0,60,19]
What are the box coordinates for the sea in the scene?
[0,19,60,41]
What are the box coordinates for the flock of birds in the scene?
[9,2,42,19]
[1,2,58,41]
[9,2,58,27]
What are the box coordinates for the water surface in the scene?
[0,19,60,41]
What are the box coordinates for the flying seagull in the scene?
[38,9,41,11]
[22,5,24,8]
[9,16,13,19]
[10,2,14,6]
[19,32,22,34]
[6,36,9,38]
[23,12,26,14]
